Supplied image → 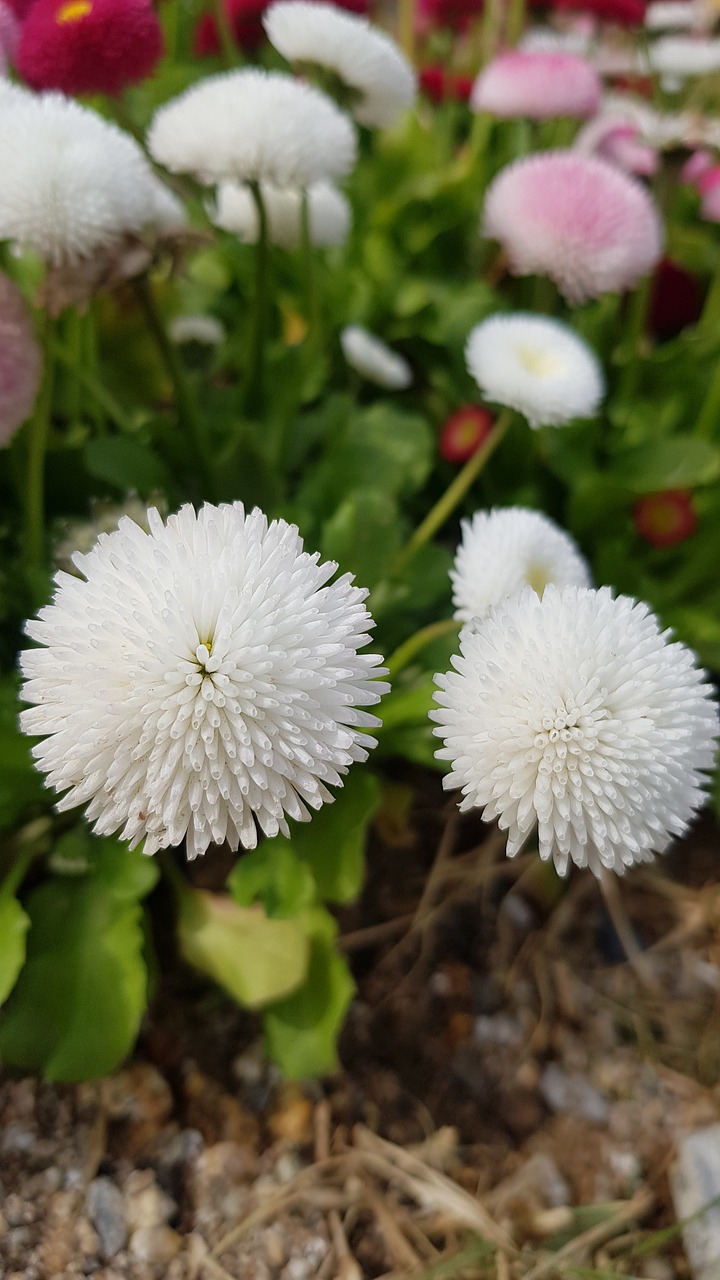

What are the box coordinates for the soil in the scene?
[2,771,720,1280]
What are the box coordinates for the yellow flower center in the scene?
[526,563,550,595]
[56,0,92,24]
[517,344,561,379]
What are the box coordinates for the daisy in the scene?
[147,68,357,188]
[340,325,412,388]
[433,585,719,876]
[0,271,41,446]
[483,151,663,304]
[21,502,388,859]
[451,508,591,623]
[213,179,351,249]
[263,0,416,128]
[470,51,601,121]
[16,0,163,97]
[465,314,604,428]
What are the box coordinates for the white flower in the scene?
[169,314,226,346]
[340,324,412,388]
[21,502,387,859]
[0,92,181,265]
[147,68,357,188]
[53,494,168,575]
[647,34,720,79]
[465,314,604,428]
[451,508,591,624]
[433,585,719,877]
[213,179,351,249]
[263,0,416,129]
[646,0,701,30]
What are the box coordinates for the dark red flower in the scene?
[5,0,34,17]
[416,0,482,33]
[553,0,646,23]
[439,405,493,463]
[16,0,163,96]
[195,0,368,56]
[420,64,474,103]
[634,490,697,547]
[649,258,703,341]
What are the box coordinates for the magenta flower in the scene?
[483,151,663,304]
[575,117,658,177]
[0,272,41,446]
[471,51,601,121]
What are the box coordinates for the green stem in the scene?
[212,0,237,67]
[300,191,322,367]
[618,274,652,402]
[392,408,513,575]
[699,269,720,334]
[695,355,720,437]
[25,313,56,573]
[505,0,526,47]
[478,0,502,68]
[245,180,270,418]
[386,618,460,680]
[133,274,215,497]
[398,0,416,65]
[52,340,134,434]
[0,847,34,901]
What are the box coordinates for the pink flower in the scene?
[471,51,601,120]
[439,405,494,461]
[0,272,41,446]
[700,172,720,221]
[575,117,658,176]
[634,490,697,547]
[16,0,164,97]
[0,0,19,67]
[681,149,713,184]
[483,150,663,303]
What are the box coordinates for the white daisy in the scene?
[263,0,416,129]
[21,502,388,859]
[213,179,351,249]
[465,314,604,428]
[147,68,357,188]
[433,585,719,877]
[645,0,701,30]
[340,324,412,388]
[169,314,226,346]
[0,92,181,265]
[647,34,720,79]
[451,508,591,624]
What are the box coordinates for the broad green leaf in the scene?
[608,438,720,493]
[0,676,46,829]
[321,489,403,588]
[0,876,150,1081]
[229,844,317,919]
[274,769,381,904]
[176,887,309,1008]
[0,896,30,1006]
[84,436,171,497]
[263,908,355,1079]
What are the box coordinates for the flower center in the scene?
[525,562,550,595]
[56,0,92,22]
[516,344,562,379]
[194,640,221,675]
[532,695,608,773]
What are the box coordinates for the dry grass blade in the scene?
[521,1190,655,1280]
[353,1126,516,1254]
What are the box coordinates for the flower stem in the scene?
[398,0,416,65]
[386,617,460,680]
[505,0,526,46]
[133,274,215,497]
[392,407,513,574]
[617,273,652,402]
[24,313,56,573]
[699,267,720,333]
[695,355,720,437]
[52,339,134,434]
[244,181,270,419]
[0,847,34,901]
[212,0,237,67]
[300,191,322,368]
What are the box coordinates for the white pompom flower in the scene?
[213,179,351,249]
[451,508,591,624]
[341,324,412,388]
[20,502,388,860]
[433,585,719,877]
[147,68,357,188]
[264,0,416,129]
[465,313,604,428]
[0,92,182,265]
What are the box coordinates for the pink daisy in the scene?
[483,150,663,304]
[574,117,658,177]
[0,272,41,446]
[471,51,601,121]
[16,0,164,97]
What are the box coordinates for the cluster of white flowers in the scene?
[263,1,416,128]
[0,91,184,265]
[213,179,351,250]
[148,68,357,188]
[433,586,719,877]
[465,314,604,428]
[21,503,388,859]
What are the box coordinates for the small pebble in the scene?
[540,1063,610,1125]
[129,1225,182,1265]
[85,1179,128,1261]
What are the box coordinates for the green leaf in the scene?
[263,907,355,1078]
[321,489,403,588]
[84,436,171,497]
[608,437,720,493]
[0,896,30,1007]
[0,676,46,829]
[271,769,381,904]
[229,844,317,919]
[0,876,150,1081]
[176,887,309,1009]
